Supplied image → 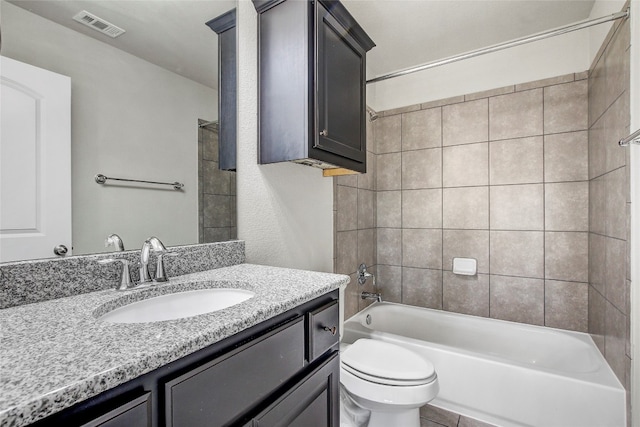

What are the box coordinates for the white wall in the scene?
[1,1,217,255]
[236,0,334,273]
[588,0,629,62]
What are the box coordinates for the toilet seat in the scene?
[341,339,436,386]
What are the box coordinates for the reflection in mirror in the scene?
[0,0,236,262]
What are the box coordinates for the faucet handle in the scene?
[154,252,178,282]
[98,258,133,291]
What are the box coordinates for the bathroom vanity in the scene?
[33,291,339,427]
[0,250,347,427]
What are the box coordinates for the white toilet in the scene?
[340,339,439,427]
[338,285,439,427]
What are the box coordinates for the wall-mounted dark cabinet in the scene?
[253,0,375,173]
[206,9,237,171]
[31,291,339,427]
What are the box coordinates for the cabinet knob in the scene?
[322,326,337,336]
[319,129,328,137]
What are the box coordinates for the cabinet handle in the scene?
[322,326,337,336]
[319,129,328,137]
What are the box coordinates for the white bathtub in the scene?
[342,302,625,427]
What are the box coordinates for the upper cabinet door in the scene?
[315,2,366,169]
[253,0,374,174]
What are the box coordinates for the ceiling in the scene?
[7,0,236,89]
[8,0,597,88]
[342,0,596,79]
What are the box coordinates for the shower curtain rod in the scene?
[619,128,640,147]
[367,8,630,84]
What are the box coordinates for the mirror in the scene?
[0,0,236,261]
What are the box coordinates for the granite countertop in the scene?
[0,263,349,427]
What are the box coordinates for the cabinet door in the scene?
[315,2,367,172]
[80,393,151,427]
[247,352,340,427]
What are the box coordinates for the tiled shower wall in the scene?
[368,73,590,332]
[198,120,237,243]
[587,16,631,399]
[334,119,377,320]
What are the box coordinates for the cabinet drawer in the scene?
[165,317,305,427]
[308,301,339,362]
[81,393,151,427]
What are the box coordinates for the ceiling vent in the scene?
[72,11,125,38]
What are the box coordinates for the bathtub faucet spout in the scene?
[361,291,382,303]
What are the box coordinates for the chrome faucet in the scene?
[139,237,166,284]
[357,263,375,287]
[361,291,382,303]
[139,237,177,283]
[105,233,125,251]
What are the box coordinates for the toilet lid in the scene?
[341,339,435,383]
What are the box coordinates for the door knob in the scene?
[53,245,68,256]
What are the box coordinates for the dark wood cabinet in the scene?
[253,0,374,173]
[80,393,151,427]
[246,352,339,427]
[31,291,339,427]
[206,9,237,171]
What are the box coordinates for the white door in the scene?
[0,56,71,262]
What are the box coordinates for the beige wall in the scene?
[587,13,631,410]
[1,1,217,255]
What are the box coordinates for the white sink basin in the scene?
[98,288,255,323]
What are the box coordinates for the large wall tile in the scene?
[490,231,544,278]
[605,236,627,313]
[443,272,489,317]
[604,167,628,240]
[377,191,401,228]
[604,19,630,109]
[490,184,544,230]
[543,80,588,134]
[545,280,588,332]
[489,136,543,185]
[588,286,606,354]
[545,232,588,282]
[443,187,489,229]
[402,108,442,150]
[377,228,402,266]
[544,131,588,182]
[589,233,606,295]
[545,182,589,231]
[376,153,402,191]
[589,176,606,235]
[489,89,543,140]
[357,189,375,229]
[588,54,607,127]
[603,92,629,173]
[376,264,402,303]
[442,99,488,146]
[588,116,607,179]
[402,148,442,189]
[402,189,442,229]
[442,143,488,187]
[403,228,442,269]
[336,230,358,275]
[375,115,401,153]
[357,228,376,269]
[604,300,627,384]
[336,185,358,231]
[442,230,489,274]
[402,267,443,309]
[490,275,544,325]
